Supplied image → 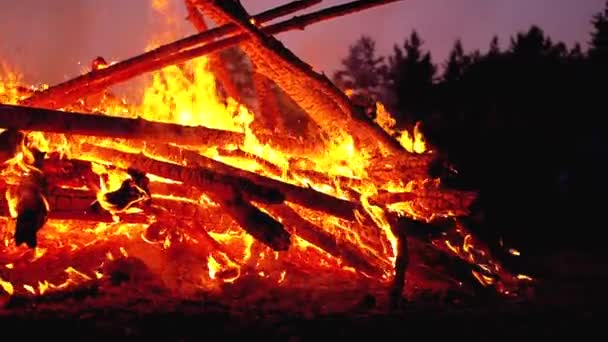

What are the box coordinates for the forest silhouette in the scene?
[333,2,608,254]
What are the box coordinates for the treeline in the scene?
[333,3,608,252]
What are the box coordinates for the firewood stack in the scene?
[0,0,532,304]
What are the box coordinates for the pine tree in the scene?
[510,26,551,58]
[488,36,501,57]
[589,1,608,62]
[332,35,385,97]
[443,40,471,83]
[386,30,437,126]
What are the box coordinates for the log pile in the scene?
[0,0,531,304]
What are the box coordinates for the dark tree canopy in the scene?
[443,40,472,83]
[589,1,608,62]
[385,30,436,126]
[332,35,385,97]
[332,4,608,253]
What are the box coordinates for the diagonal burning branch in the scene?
[19,0,402,112]
[195,0,408,156]
[0,103,308,154]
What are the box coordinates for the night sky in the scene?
[0,0,604,86]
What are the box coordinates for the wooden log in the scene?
[0,103,304,152]
[370,191,416,207]
[209,191,291,251]
[20,0,389,111]
[198,0,410,156]
[78,144,283,204]
[0,187,148,224]
[77,144,290,250]
[216,147,284,176]
[20,0,322,109]
[40,152,100,190]
[0,103,238,146]
[143,143,361,220]
[259,202,388,278]
[389,218,409,310]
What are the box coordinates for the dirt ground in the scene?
[0,251,603,341]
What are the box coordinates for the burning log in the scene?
[148,144,362,220]
[20,0,396,111]
[0,103,303,152]
[370,192,417,207]
[79,144,283,205]
[0,187,148,224]
[6,172,49,248]
[196,0,408,156]
[0,129,23,164]
[40,153,100,190]
[216,148,284,177]
[99,169,151,214]
[0,134,49,248]
[77,144,290,250]
[260,203,388,278]
[0,103,238,146]
[389,221,409,310]
[211,192,291,251]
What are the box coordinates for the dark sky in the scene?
[0,0,604,86]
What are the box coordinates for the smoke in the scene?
[0,0,90,84]
[0,0,184,87]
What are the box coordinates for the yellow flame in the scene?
[38,280,49,295]
[206,252,240,283]
[278,270,287,284]
[471,270,495,286]
[516,274,533,281]
[509,248,521,256]
[398,122,427,154]
[375,102,397,133]
[0,276,14,295]
[207,255,221,280]
[23,284,36,295]
[0,60,25,104]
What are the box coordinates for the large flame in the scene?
[0,3,529,300]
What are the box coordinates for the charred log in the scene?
[211,191,291,251]
[389,219,409,310]
[260,202,388,278]
[0,129,23,164]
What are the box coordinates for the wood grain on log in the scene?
[150,144,362,220]
[0,103,307,154]
[77,144,291,250]
[197,0,409,156]
[260,202,387,278]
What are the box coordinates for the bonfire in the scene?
[0,0,532,310]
